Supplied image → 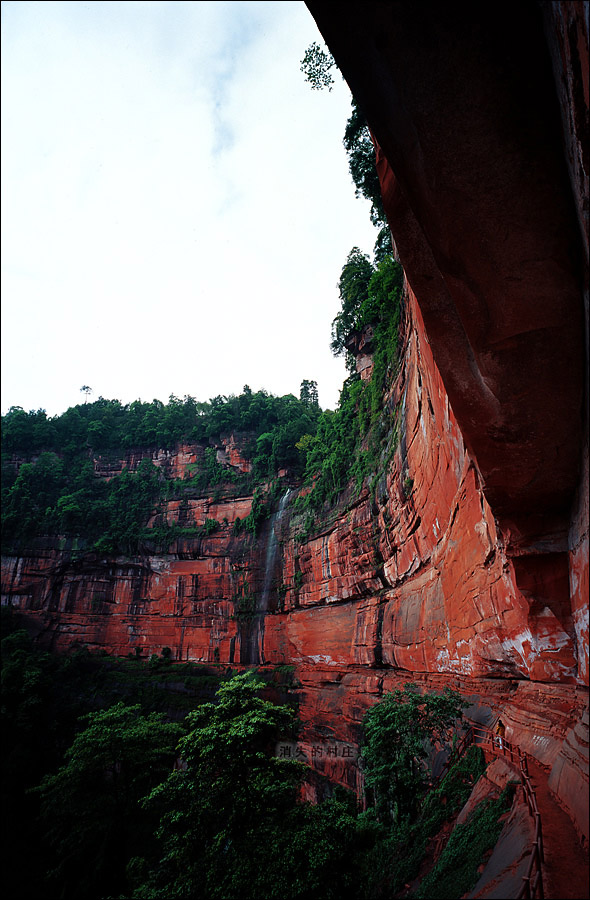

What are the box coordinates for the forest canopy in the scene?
[1,386,319,458]
[0,386,321,554]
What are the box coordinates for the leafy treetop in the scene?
[133,671,362,899]
[0,386,322,553]
[36,702,183,899]
[361,683,467,826]
[301,43,390,260]
[300,41,336,91]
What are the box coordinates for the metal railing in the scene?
[458,723,545,899]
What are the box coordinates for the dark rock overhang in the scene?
[306,0,588,547]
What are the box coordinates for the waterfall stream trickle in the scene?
[260,488,291,612]
[239,488,291,665]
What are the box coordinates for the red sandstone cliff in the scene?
[1,0,588,851]
[2,279,587,839]
[304,0,589,842]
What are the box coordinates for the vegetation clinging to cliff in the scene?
[295,49,404,517]
[297,251,403,513]
[361,684,467,826]
[301,42,390,261]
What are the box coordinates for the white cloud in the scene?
[1,1,377,416]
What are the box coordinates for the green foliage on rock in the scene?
[330,247,376,360]
[131,671,362,900]
[297,252,403,518]
[343,97,388,237]
[361,683,467,826]
[355,743,489,899]
[1,386,321,554]
[242,486,269,537]
[1,388,320,465]
[413,784,513,899]
[36,703,183,899]
[294,43,406,522]
[2,623,503,900]
[1,450,65,545]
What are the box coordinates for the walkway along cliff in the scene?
[2,0,588,855]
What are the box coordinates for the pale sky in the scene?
[1,0,377,417]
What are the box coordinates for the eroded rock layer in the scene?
[2,284,588,837]
[1,0,588,846]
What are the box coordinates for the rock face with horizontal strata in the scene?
[2,282,587,835]
[1,0,588,847]
[302,0,589,840]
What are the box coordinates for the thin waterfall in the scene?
[239,488,291,665]
[260,488,291,611]
[255,487,291,662]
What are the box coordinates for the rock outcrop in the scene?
[2,277,587,834]
[1,0,588,847]
[304,0,589,839]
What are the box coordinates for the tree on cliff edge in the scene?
[301,43,390,260]
[361,684,466,826]
[300,378,319,407]
[132,671,361,899]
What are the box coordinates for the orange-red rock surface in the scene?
[1,0,588,849]
[302,0,589,842]
[2,283,587,838]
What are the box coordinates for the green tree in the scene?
[361,684,466,826]
[36,702,183,900]
[97,458,160,553]
[134,671,302,898]
[1,406,55,453]
[1,452,65,549]
[300,379,319,407]
[301,45,390,260]
[330,247,375,361]
[300,41,336,91]
[134,671,364,900]
[343,98,387,229]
